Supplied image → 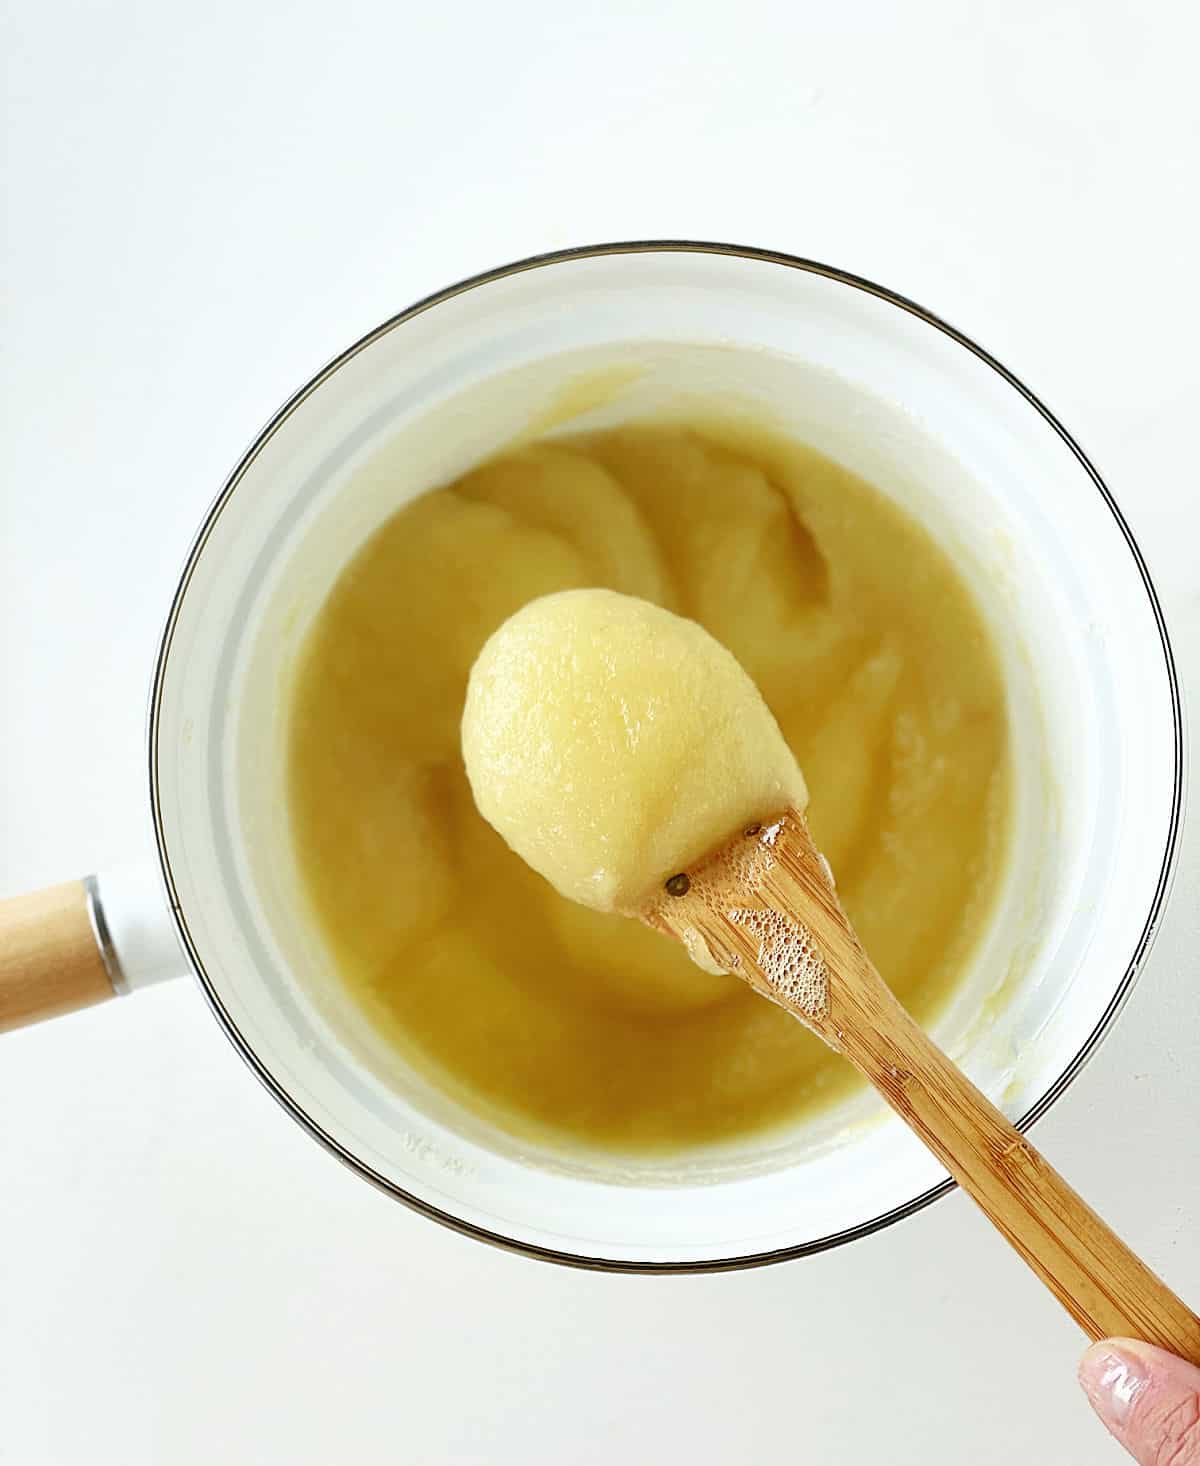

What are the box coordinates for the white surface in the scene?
[1,2,1197,1461]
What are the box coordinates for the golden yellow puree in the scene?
[288,421,1012,1153]
[462,588,811,915]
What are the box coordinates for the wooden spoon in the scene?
[643,805,1200,1361]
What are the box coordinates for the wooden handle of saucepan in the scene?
[0,880,119,1032]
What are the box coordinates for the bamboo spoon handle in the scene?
[838,974,1200,1358]
[644,807,1200,1361]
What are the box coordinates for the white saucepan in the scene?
[0,243,1183,1270]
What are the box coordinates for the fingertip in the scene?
[1078,1339,1151,1431]
[1079,1337,1200,1464]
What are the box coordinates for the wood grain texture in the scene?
[643,807,1200,1360]
[0,880,117,1031]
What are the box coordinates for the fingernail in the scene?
[1078,1342,1151,1429]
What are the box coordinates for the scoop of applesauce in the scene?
[462,588,808,914]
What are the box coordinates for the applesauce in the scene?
[287,420,1012,1154]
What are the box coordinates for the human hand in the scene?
[1080,1339,1200,1463]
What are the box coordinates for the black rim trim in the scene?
[147,240,1186,1273]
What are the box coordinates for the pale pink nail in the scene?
[1079,1343,1151,1429]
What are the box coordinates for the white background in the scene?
[2,2,1198,1462]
